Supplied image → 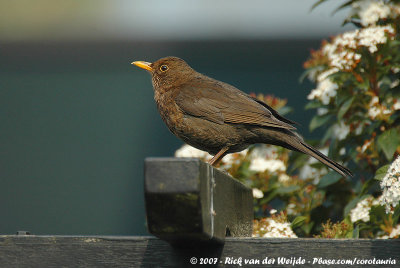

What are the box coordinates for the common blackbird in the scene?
[133,57,353,177]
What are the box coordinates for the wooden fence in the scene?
[1,158,399,267]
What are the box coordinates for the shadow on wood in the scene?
[144,158,253,246]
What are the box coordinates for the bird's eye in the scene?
[160,65,169,72]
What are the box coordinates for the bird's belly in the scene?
[161,111,249,154]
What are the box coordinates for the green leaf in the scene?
[377,128,400,160]
[374,164,390,181]
[331,0,357,15]
[301,222,314,235]
[321,125,334,144]
[358,179,377,197]
[289,154,309,173]
[393,206,400,224]
[337,96,354,120]
[389,40,400,46]
[305,101,322,110]
[317,171,342,189]
[309,114,333,132]
[311,0,328,11]
[335,89,352,106]
[291,216,307,229]
[277,106,293,116]
[352,224,360,238]
[276,185,300,194]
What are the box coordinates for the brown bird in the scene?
[133,57,353,177]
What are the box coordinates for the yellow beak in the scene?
[132,61,153,71]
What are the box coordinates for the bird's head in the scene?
[132,57,195,90]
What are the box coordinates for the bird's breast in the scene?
[154,91,185,133]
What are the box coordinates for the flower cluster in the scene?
[316,219,353,238]
[349,195,381,222]
[304,0,400,239]
[307,69,339,105]
[175,144,212,160]
[380,156,400,213]
[388,224,400,238]
[307,25,396,105]
[253,212,298,238]
[352,0,400,26]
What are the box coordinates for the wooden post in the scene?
[144,158,253,246]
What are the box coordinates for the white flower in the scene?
[390,79,400,89]
[252,188,264,199]
[358,28,384,53]
[269,209,277,215]
[389,224,400,238]
[308,78,338,105]
[299,150,329,182]
[317,108,328,115]
[317,68,339,82]
[175,144,212,160]
[251,145,278,159]
[175,145,249,167]
[256,218,297,238]
[353,0,391,26]
[220,148,248,167]
[350,196,374,223]
[278,173,291,183]
[380,156,400,214]
[382,108,392,115]
[393,101,400,110]
[355,124,364,135]
[323,34,361,70]
[320,25,395,73]
[308,69,339,104]
[393,4,400,16]
[367,95,395,118]
[307,68,319,81]
[333,122,350,140]
[249,158,286,173]
[286,203,296,215]
[361,140,372,153]
[371,96,379,105]
[339,148,346,155]
[358,25,395,53]
[368,106,382,119]
[372,195,384,206]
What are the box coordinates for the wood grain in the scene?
[1,236,399,267]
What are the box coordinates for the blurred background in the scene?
[0,0,352,235]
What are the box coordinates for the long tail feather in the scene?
[298,141,353,177]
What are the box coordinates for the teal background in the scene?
[0,40,320,235]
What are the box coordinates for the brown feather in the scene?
[175,77,296,130]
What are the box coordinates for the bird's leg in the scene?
[208,147,229,166]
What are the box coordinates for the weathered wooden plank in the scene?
[0,236,399,267]
[144,158,253,245]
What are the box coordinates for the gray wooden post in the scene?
[144,158,253,245]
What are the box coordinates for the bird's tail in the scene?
[256,127,353,177]
[296,141,353,177]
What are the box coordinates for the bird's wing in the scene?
[175,80,296,130]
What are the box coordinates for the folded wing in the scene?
[175,80,296,130]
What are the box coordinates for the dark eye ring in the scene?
[160,65,168,72]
